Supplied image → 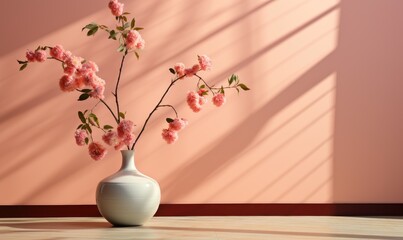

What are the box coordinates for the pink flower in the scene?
[199,95,207,105]
[50,45,65,60]
[90,84,105,99]
[35,50,47,62]
[117,120,135,145]
[169,118,188,131]
[198,55,212,71]
[65,55,83,69]
[184,68,195,77]
[74,129,87,146]
[82,72,105,89]
[78,61,99,76]
[108,0,124,17]
[102,131,120,147]
[88,142,107,161]
[212,93,226,107]
[135,38,145,50]
[26,50,36,62]
[125,30,144,50]
[184,64,200,77]
[64,65,76,76]
[74,76,86,89]
[62,51,72,61]
[187,91,202,112]
[59,75,76,92]
[174,63,185,77]
[192,64,200,73]
[161,128,178,144]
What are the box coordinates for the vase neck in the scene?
[120,150,137,171]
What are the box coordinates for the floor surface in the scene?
[0,216,403,240]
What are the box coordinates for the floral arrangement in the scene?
[17,0,249,161]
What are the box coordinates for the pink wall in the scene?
[1,0,403,205]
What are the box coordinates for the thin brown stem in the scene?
[100,99,119,123]
[131,75,184,149]
[195,73,237,93]
[159,104,179,118]
[114,53,127,123]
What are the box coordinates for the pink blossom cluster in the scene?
[102,119,135,150]
[186,91,208,112]
[212,93,226,107]
[75,130,107,161]
[74,129,87,146]
[88,142,108,161]
[108,0,124,17]
[26,49,47,62]
[173,55,212,78]
[25,45,106,99]
[161,118,188,144]
[186,91,226,112]
[125,30,145,50]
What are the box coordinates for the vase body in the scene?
[96,150,160,226]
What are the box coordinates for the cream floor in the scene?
[1,216,403,240]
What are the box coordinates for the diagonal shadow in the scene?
[0,0,106,56]
[204,90,334,201]
[161,52,336,200]
[146,226,403,240]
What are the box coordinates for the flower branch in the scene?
[17,0,249,161]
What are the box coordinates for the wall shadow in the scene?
[0,0,106,56]
[161,53,336,200]
[333,0,403,203]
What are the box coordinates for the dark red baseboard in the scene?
[1,204,403,218]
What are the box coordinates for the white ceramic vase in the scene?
[96,150,160,226]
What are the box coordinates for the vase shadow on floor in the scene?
[0,221,112,230]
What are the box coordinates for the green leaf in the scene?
[238,83,250,91]
[78,93,90,101]
[17,60,27,64]
[87,26,98,36]
[199,84,205,89]
[83,124,92,134]
[103,125,114,130]
[169,68,175,74]
[117,44,125,52]
[88,118,96,126]
[19,63,27,71]
[76,124,83,129]
[228,74,238,85]
[78,89,92,93]
[134,27,144,31]
[119,112,126,119]
[131,18,136,29]
[220,86,225,94]
[135,51,140,59]
[108,30,117,40]
[123,22,130,29]
[82,23,98,31]
[166,118,174,123]
[78,111,86,123]
[89,113,100,127]
[116,26,124,31]
[85,137,89,145]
